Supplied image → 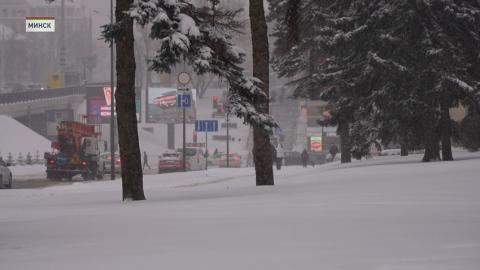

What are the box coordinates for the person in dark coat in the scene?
[143,151,151,171]
[301,149,309,168]
[329,144,339,161]
[271,144,277,167]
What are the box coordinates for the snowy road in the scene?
[1,153,480,270]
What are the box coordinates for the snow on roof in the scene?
[0,115,52,158]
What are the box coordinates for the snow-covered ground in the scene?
[1,152,479,270]
[9,164,46,178]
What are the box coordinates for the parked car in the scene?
[158,151,184,173]
[182,148,207,171]
[101,152,121,174]
[219,153,242,168]
[309,152,327,165]
[284,151,303,166]
[158,148,207,173]
[0,159,13,189]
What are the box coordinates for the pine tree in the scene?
[109,0,277,185]
[270,0,480,163]
[103,0,146,201]
[116,0,277,130]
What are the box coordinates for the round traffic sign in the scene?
[177,71,192,85]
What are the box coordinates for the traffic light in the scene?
[193,131,198,143]
[213,96,219,109]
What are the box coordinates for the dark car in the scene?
[219,154,242,168]
[284,151,303,166]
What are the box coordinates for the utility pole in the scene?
[183,107,186,172]
[226,85,230,168]
[226,108,230,168]
[205,131,208,170]
[59,0,66,75]
[110,0,116,180]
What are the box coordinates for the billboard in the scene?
[147,88,197,124]
[86,85,141,124]
[309,136,323,152]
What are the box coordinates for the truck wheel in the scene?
[96,171,104,180]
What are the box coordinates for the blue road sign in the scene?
[177,93,192,108]
[195,120,218,132]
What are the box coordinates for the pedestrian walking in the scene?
[275,143,285,170]
[271,143,277,167]
[329,144,339,162]
[142,151,151,171]
[301,149,309,168]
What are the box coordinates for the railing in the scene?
[0,86,85,105]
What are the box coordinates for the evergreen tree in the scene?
[270,0,480,162]
[114,0,277,130]
[104,0,146,201]
[109,0,277,186]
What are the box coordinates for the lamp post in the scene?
[110,0,115,180]
[226,85,230,168]
[59,0,66,73]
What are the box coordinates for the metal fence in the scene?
[0,86,85,105]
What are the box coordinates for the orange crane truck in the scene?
[44,121,107,181]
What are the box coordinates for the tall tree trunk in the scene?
[440,102,453,161]
[400,136,409,156]
[338,121,352,163]
[249,0,274,186]
[115,0,145,200]
[422,124,441,162]
[286,0,300,48]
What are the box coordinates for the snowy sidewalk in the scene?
[1,152,480,270]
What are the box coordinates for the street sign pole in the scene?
[205,131,208,170]
[226,112,230,168]
[109,0,115,180]
[177,71,191,173]
[182,107,186,172]
[195,120,218,171]
[226,85,230,168]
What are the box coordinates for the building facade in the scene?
[0,0,90,90]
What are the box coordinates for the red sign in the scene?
[153,95,176,107]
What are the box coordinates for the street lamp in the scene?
[109,0,115,180]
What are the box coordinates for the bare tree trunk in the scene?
[115,0,145,201]
[286,0,300,48]
[422,125,441,162]
[440,102,453,161]
[400,137,409,156]
[400,144,409,156]
[338,121,351,163]
[249,0,274,186]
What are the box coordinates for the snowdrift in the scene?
[0,115,51,158]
